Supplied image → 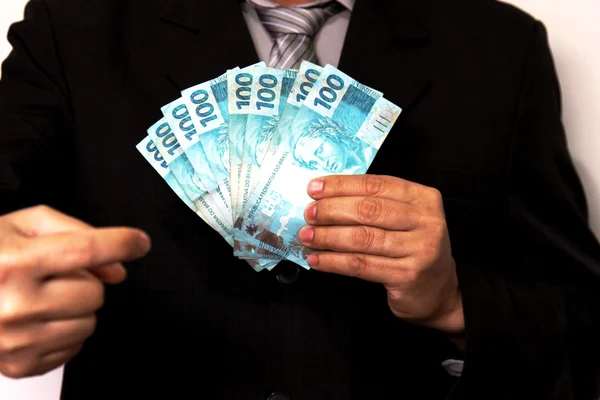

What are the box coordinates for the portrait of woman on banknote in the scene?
[291,118,366,174]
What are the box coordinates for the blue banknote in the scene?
[228,62,265,221]
[233,65,402,268]
[177,70,280,267]
[136,135,199,213]
[146,119,234,239]
[179,72,232,208]
[232,62,322,259]
[161,98,232,224]
[144,122,276,272]
[234,67,297,258]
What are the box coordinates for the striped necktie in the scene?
[253,2,344,69]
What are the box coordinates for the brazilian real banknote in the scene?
[144,121,277,271]
[179,72,232,209]
[231,62,323,259]
[228,62,265,220]
[162,81,280,269]
[233,61,324,260]
[233,65,402,268]
[136,136,200,215]
[161,97,232,225]
[234,67,297,257]
[147,118,233,236]
[230,61,325,261]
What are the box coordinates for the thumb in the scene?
[7,206,144,284]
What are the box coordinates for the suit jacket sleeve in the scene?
[0,0,74,215]
[455,21,600,399]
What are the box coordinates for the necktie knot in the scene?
[251,1,344,68]
[254,2,341,38]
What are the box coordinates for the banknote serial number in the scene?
[314,74,345,110]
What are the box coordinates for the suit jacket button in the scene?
[267,393,290,400]
[275,262,300,284]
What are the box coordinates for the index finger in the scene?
[13,228,151,277]
[307,175,429,204]
[6,205,92,236]
[3,206,134,283]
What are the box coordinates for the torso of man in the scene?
[0,1,593,399]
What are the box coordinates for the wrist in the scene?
[432,287,465,336]
[436,291,466,351]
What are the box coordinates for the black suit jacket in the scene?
[1,0,599,399]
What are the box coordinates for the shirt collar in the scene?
[248,0,354,11]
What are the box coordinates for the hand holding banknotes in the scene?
[299,175,465,336]
[0,206,151,378]
[139,61,403,271]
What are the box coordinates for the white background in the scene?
[0,0,599,399]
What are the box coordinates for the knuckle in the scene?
[399,257,418,272]
[86,316,98,337]
[68,236,96,267]
[363,175,384,196]
[0,251,17,275]
[0,293,29,325]
[393,266,419,283]
[352,226,376,250]
[89,282,105,311]
[313,200,328,221]
[404,267,421,282]
[77,316,98,340]
[387,289,405,304]
[421,240,442,264]
[357,198,382,224]
[427,216,447,239]
[427,187,444,205]
[346,254,368,277]
[32,205,55,218]
[329,175,343,189]
[0,360,34,379]
[0,239,29,273]
[0,334,28,356]
[0,252,8,271]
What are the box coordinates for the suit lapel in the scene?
[148,0,431,107]
[157,0,259,91]
[338,0,434,176]
[153,0,432,102]
[339,0,432,116]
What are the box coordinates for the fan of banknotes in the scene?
[136,61,402,272]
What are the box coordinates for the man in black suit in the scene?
[0,0,599,399]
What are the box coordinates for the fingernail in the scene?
[308,179,324,196]
[307,254,318,267]
[298,227,314,243]
[305,203,317,221]
[137,232,151,253]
